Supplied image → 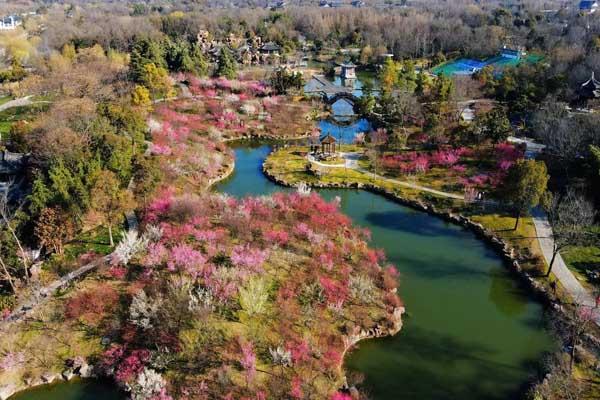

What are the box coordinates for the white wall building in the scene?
[0,15,23,31]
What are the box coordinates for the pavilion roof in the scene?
[320,134,337,144]
[580,71,600,98]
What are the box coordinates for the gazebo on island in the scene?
[320,133,337,154]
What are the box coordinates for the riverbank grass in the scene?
[264,145,446,204]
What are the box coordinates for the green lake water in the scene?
[9,379,122,400]
[12,141,554,400]
[215,142,555,400]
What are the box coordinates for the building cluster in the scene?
[197,31,285,66]
[319,0,365,7]
[0,15,22,31]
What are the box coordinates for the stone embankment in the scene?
[0,359,95,400]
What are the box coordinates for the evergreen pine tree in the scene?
[215,47,237,79]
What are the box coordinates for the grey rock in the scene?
[78,363,94,378]
[62,369,75,381]
[41,372,58,384]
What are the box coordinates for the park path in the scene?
[2,254,112,327]
[309,152,465,200]
[313,151,600,324]
[0,95,51,113]
[0,96,33,112]
[532,208,600,323]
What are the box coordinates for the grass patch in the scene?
[563,245,600,290]
[64,223,126,261]
[0,102,49,139]
[0,95,13,106]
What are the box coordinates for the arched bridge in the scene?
[304,75,358,104]
[325,91,358,105]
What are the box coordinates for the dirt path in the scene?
[0,96,51,113]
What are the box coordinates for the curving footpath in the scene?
[532,208,600,324]
[310,152,464,200]
[0,95,51,113]
[311,151,600,325]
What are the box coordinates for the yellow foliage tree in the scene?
[62,43,76,62]
[90,170,135,247]
[131,85,152,107]
[141,63,175,99]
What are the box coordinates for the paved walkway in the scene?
[1,254,112,328]
[309,152,465,200]
[0,96,51,113]
[0,96,33,112]
[532,208,600,323]
[311,151,600,324]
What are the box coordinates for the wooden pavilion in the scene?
[320,134,337,154]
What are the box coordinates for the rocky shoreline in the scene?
[0,360,96,400]
[339,305,404,395]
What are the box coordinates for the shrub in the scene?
[65,283,119,326]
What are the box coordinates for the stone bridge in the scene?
[304,75,358,103]
[326,91,358,105]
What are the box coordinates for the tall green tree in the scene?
[189,43,209,76]
[476,107,512,143]
[129,38,166,82]
[430,74,453,103]
[215,47,237,79]
[415,69,427,97]
[90,170,135,247]
[502,159,550,230]
[354,78,376,116]
[269,68,303,94]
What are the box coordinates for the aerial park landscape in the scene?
[0,1,599,400]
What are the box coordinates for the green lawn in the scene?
[0,95,13,106]
[563,244,600,291]
[0,102,49,139]
[64,223,126,261]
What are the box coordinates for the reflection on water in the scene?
[318,118,371,143]
[21,139,553,400]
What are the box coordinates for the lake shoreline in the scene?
[262,158,555,306]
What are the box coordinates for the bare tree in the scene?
[0,182,30,287]
[545,189,597,277]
